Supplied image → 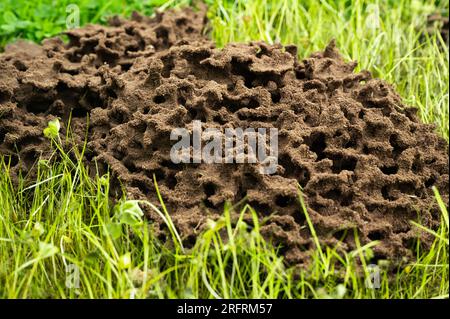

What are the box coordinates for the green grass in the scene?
[1,139,448,298]
[0,0,449,298]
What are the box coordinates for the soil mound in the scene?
[0,7,448,266]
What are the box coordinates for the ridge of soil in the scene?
[0,6,448,266]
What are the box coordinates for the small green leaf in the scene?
[119,252,131,269]
[114,200,144,226]
[38,242,58,258]
[106,222,122,240]
[31,222,44,238]
[3,11,18,25]
[43,118,60,139]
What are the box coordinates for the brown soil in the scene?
[0,6,448,266]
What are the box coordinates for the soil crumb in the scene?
[0,6,448,266]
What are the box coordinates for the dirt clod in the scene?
[0,6,448,266]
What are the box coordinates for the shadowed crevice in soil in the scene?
[0,6,448,267]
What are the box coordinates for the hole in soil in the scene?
[398,181,416,195]
[275,194,294,207]
[381,186,391,200]
[177,96,186,106]
[160,160,181,171]
[368,230,384,241]
[389,133,407,157]
[25,98,52,114]
[333,229,349,241]
[106,87,118,100]
[166,174,177,190]
[411,155,423,173]
[222,97,260,113]
[380,165,398,175]
[153,95,166,104]
[213,115,227,125]
[402,237,420,250]
[161,55,174,78]
[323,189,353,206]
[341,193,353,206]
[293,210,306,225]
[176,18,187,27]
[71,106,88,118]
[183,234,197,249]
[124,160,138,173]
[303,115,317,126]
[203,198,216,209]
[278,154,310,187]
[344,139,357,149]
[303,80,324,91]
[292,140,301,148]
[0,90,10,103]
[188,108,207,122]
[425,176,437,188]
[248,201,272,215]
[362,145,370,155]
[85,150,94,161]
[297,243,311,252]
[358,110,365,119]
[0,129,5,144]
[148,169,165,182]
[331,154,357,173]
[6,154,19,167]
[305,132,327,161]
[295,69,306,80]
[204,182,217,197]
[230,58,257,88]
[247,98,260,108]
[157,232,167,242]
[130,179,150,194]
[120,63,133,72]
[155,27,170,47]
[227,83,235,92]
[271,91,281,103]
[113,149,126,161]
[323,189,341,201]
[13,60,28,71]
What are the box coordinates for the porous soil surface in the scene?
[0,6,448,266]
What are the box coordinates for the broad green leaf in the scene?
[43,118,61,139]
[106,222,122,240]
[114,200,144,226]
[38,242,58,258]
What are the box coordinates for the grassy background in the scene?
[0,0,449,298]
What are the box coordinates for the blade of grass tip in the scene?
[350,240,380,259]
[224,203,247,298]
[410,221,448,244]
[432,186,449,229]
[297,190,326,267]
[150,175,185,253]
[202,268,222,299]
[19,174,64,193]
[352,228,376,298]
